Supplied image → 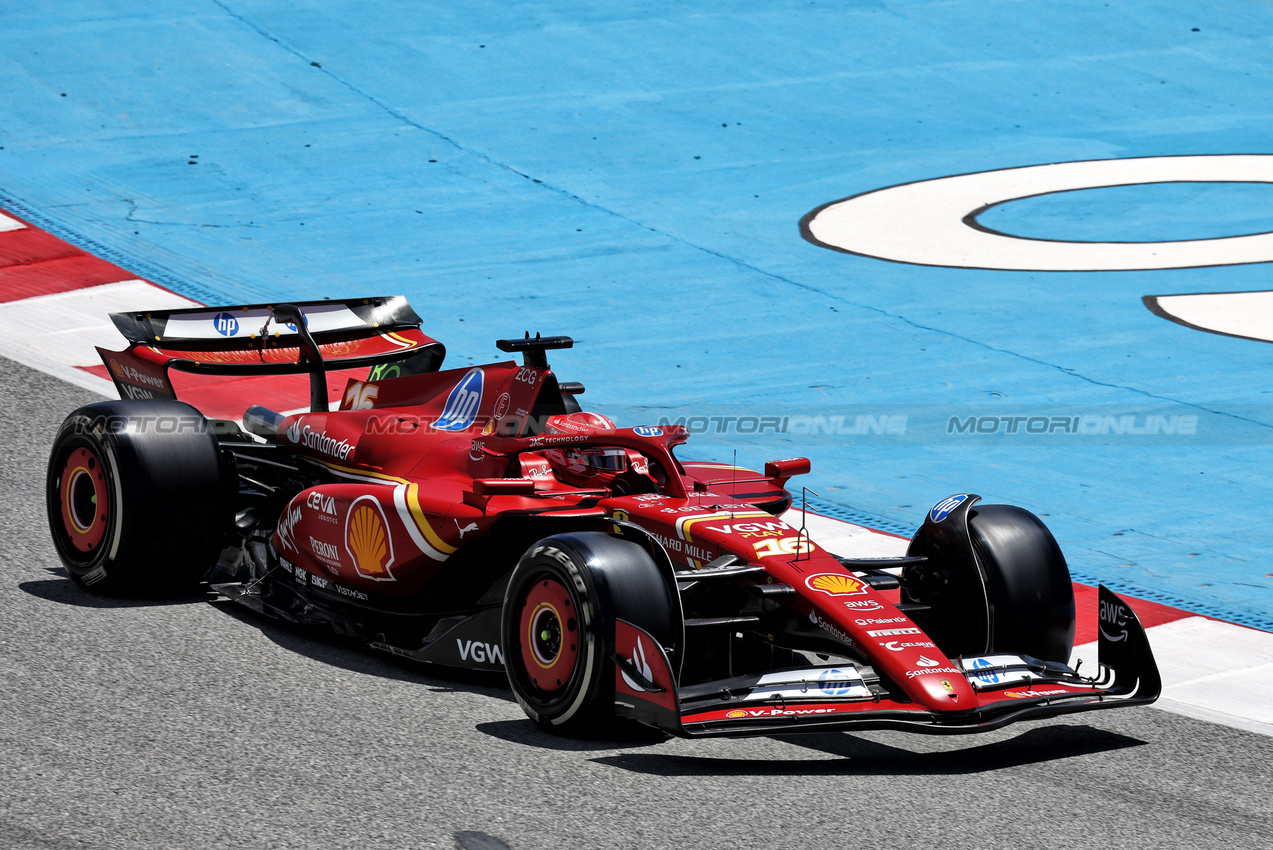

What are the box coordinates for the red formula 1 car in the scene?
[46,297,1160,736]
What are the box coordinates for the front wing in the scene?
[614,585,1161,737]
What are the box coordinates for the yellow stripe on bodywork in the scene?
[310,460,456,558]
[405,483,457,554]
[311,458,409,484]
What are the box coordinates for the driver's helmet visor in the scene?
[571,447,627,472]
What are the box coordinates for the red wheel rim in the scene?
[59,447,108,553]
[518,577,579,693]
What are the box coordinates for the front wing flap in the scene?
[620,585,1161,737]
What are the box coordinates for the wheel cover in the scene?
[519,577,579,693]
[58,447,108,554]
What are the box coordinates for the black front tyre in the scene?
[502,532,678,734]
[969,505,1076,662]
[905,502,1075,663]
[46,400,232,594]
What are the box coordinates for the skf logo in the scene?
[345,496,395,580]
[213,312,239,336]
[805,573,866,596]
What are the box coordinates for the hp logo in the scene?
[213,312,239,336]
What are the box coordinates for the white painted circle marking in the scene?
[803,155,1273,271]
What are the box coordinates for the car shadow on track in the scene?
[476,718,671,752]
[19,568,216,608]
[206,596,521,699]
[590,724,1147,776]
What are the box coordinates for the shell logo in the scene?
[805,573,866,596]
[345,496,395,580]
[726,710,747,718]
[109,359,124,377]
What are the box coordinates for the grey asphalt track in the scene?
[3,355,1271,850]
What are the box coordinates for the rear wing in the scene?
[96,296,445,411]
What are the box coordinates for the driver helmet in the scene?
[543,412,624,485]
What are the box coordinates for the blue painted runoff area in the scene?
[4,1,1273,629]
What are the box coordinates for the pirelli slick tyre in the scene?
[502,532,677,734]
[969,505,1076,662]
[906,504,1075,663]
[46,400,232,595]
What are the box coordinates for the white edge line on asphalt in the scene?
[0,280,197,397]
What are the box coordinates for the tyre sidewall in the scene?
[46,400,229,594]
[503,539,607,728]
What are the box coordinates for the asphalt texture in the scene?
[2,355,1271,850]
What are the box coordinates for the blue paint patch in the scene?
[929,495,969,524]
[432,368,484,432]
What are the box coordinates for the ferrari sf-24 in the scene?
[46,297,1160,736]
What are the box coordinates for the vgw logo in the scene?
[433,368,484,431]
[213,312,239,336]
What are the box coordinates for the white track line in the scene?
[0,280,196,395]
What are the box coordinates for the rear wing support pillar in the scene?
[270,304,327,412]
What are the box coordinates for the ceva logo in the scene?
[213,312,239,336]
[432,368,484,431]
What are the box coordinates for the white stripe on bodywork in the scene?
[391,483,451,562]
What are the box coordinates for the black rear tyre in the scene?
[46,400,232,594]
[502,532,678,734]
